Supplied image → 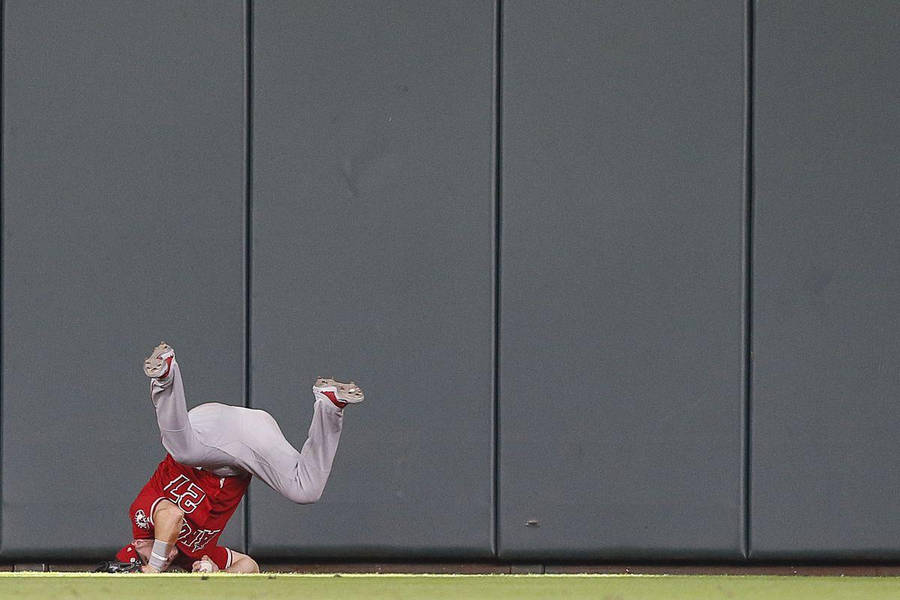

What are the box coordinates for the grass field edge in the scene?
[1,573,898,579]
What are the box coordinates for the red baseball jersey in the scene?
[128,454,250,570]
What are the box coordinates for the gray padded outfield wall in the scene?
[1,0,899,563]
[1,1,246,557]
[750,1,900,559]
[498,1,746,559]
[248,1,495,558]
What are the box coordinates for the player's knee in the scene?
[289,486,323,505]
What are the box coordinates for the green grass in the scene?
[2,573,900,600]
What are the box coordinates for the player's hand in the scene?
[192,555,219,573]
[141,565,161,574]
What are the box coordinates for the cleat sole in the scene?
[143,342,175,378]
[313,377,365,404]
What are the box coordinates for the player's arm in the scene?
[192,549,259,574]
[224,550,259,573]
[141,499,184,574]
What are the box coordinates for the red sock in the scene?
[159,356,174,379]
[321,390,347,408]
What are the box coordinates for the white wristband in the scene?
[148,539,170,571]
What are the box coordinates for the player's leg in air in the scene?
[143,341,364,505]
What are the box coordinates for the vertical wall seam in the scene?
[243,0,253,556]
[492,0,503,559]
[743,0,755,561]
[0,0,5,555]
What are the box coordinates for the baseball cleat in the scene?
[144,342,175,379]
[313,378,364,408]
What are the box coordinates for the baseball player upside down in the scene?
[105,342,363,573]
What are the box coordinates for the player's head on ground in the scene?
[94,540,168,573]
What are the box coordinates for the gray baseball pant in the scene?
[150,359,343,504]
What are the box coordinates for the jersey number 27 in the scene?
[163,474,206,513]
